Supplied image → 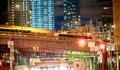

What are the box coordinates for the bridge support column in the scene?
[8,41,14,70]
[93,56,97,70]
[10,49,14,70]
[89,57,93,70]
[113,0,120,70]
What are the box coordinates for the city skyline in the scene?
[0,0,112,31]
[0,0,120,70]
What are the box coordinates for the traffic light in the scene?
[69,55,76,59]
[78,39,87,47]
[81,54,87,60]
[99,43,106,52]
[32,45,39,51]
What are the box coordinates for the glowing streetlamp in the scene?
[78,39,87,48]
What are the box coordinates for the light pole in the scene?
[99,43,107,70]
[107,30,114,70]
[8,37,14,70]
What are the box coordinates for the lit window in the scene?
[12,15,14,16]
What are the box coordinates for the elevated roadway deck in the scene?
[0,31,90,57]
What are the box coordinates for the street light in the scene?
[100,44,106,50]
[112,25,115,28]
[78,39,87,48]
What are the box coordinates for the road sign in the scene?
[8,41,14,48]
[74,62,82,70]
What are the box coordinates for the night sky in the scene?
[0,0,8,25]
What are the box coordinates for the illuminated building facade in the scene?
[30,0,55,30]
[63,0,80,30]
[8,0,30,26]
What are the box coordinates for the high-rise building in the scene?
[30,0,55,30]
[8,0,30,26]
[63,0,81,30]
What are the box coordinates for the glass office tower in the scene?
[30,0,55,30]
[63,0,80,30]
